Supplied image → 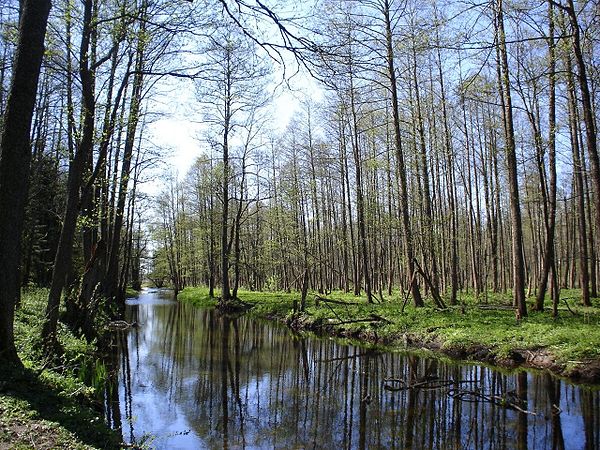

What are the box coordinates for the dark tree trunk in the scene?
[566,57,591,306]
[0,0,51,365]
[43,0,96,351]
[221,118,231,304]
[433,17,458,305]
[348,88,373,303]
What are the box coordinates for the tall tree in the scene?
[382,0,423,306]
[535,0,559,313]
[561,0,600,241]
[42,0,99,350]
[196,18,268,306]
[0,0,52,365]
[496,0,527,318]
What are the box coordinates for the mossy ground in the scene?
[179,286,600,383]
[0,288,122,449]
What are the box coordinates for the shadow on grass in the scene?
[0,365,122,449]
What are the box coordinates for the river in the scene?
[102,288,599,449]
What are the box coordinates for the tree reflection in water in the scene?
[104,292,599,449]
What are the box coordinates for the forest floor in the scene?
[179,287,600,384]
[0,288,122,450]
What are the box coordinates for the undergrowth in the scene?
[0,287,122,449]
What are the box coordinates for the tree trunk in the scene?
[383,0,423,306]
[220,51,233,305]
[496,0,527,318]
[565,0,600,244]
[348,85,373,303]
[536,0,559,311]
[0,0,51,365]
[104,22,146,303]
[566,56,591,306]
[43,0,96,351]
[433,17,458,304]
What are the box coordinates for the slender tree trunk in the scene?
[338,115,351,293]
[536,0,559,312]
[232,157,248,300]
[566,57,591,306]
[104,11,146,303]
[564,0,600,243]
[496,0,527,318]
[43,0,96,350]
[348,86,373,303]
[584,172,597,297]
[412,44,438,292]
[306,108,325,294]
[220,54,233,304]
[434,18,458,304]
[383,0,423,306]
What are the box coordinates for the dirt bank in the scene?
[282,311,600,384]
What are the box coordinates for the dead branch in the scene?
[330,315,389,326]
[413,258,447,309]
[400,270,418,313]
[448,389,537,415]
[562,298,578,316]
[315,295,363,306]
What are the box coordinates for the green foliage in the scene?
[126,286,141,298]
[1,288,121,449]
[177,287,217,307]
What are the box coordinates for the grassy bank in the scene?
[0,288,121,449]
[178,287,600,383]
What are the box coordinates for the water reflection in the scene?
[106,291,600,449]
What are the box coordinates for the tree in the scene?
[381,0,423,306]
[42,0,103,350]
[0,0,52,365]
[196,17,269,306]
[495,0,527,318]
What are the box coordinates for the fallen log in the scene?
[329,314,390,326]
[315,295,363,306]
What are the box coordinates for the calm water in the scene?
[103,289,600,449]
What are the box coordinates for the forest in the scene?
[147,0,598,317]
[1,0,599,365]
[0,0,599,446]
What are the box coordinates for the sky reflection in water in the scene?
[104,290,599,449]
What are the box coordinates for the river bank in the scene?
[178,287,600,384]
[0,288,122,449]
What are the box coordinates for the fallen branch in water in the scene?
[106,320,138,330]
[448,388,537,415]
[383,378,478,392]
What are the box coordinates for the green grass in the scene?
[177,287,217,307]
[125,286,141,298]
[179,286,600,371]
[1,287,122,449]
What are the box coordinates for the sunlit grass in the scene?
[178,285,600,365]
